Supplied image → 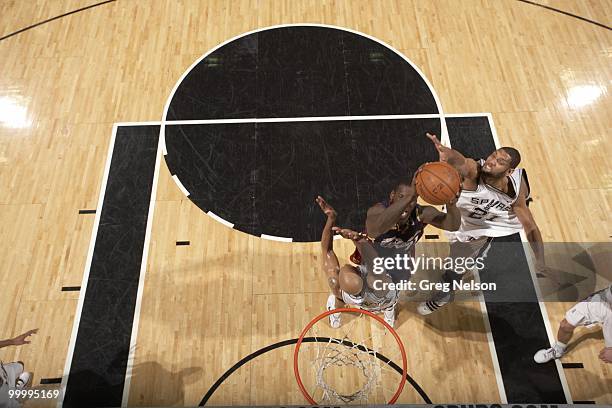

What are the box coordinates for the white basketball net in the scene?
[298,309,406,405]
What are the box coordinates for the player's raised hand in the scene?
[426,132,450,162]
[316,196,337,220]
[332,227,366,241]
[12,328,38,345]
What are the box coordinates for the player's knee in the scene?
[560,319,575,332]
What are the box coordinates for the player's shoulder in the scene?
[511,167,530,198]
[367,201,388,214]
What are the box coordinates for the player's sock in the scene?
[553,341,567,355]
[417,293,451,315]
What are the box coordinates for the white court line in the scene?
[473,269,508,403]
[121,125,164,407]
[171,174,190,196]
[445,113,489,118]
[114,121,162,126]
[261,234,293,242]
[161,135,167,156]
[58,124,119,407]
[207,211,235,228]
[164,113,442,125]
[486,113,573,403]
[445,124,507,403]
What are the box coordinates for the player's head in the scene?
[389,177,416,222]
[482,147,521,178]
[339,264,363,295]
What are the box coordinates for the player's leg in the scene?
[534,297,594,363]
[536,288,612,363]
[534,318,576,363]
[418,236,492,315]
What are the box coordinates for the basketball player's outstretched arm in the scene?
[366,187,417,239]
[0,329,38,349]
[426,133,479,182]
[512,180,547,272]
[332,227,379,277]
[316,196,341,295]
[419,200,461,231]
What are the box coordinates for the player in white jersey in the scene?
[534,285,612,364]
[316,196,399,328]
[1,329,37,408]
[418,133,549,314]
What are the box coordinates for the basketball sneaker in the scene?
[326,294,341,328]
[417,293,451,315]
[534,347,564,363]
[383,307,396,328]
[16,372,31,389]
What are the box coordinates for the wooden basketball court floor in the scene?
[0,1,610,406]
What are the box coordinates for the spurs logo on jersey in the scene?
[455,159,530,239]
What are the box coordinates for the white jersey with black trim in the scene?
[451,159,530,240]
[341,266,398,312]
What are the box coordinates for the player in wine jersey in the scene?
[360,177,462,282]
[418,133,549,315]
[534,285,612,364]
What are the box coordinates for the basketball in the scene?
[415,162,461,205]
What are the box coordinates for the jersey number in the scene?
[469,207,498,222]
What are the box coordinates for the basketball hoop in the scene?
[293,307,408,405]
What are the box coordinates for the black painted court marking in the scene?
[78,209,96,214]
[40,378,62,385]
[516,0,611,30]
[61,124,160,407]
[176,240,190,246]
[160,24,448,243]
[0,0,117,42]
[198,337,431,406]
[425,234,439,239]
[446,115,569,403]
[562,362,584,369]
[61,286,81,292]
[573,401,596,404]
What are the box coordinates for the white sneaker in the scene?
[534,347,564,363]
[327,295,341,328]
[383,307,396,328]
[16,372,31,389]
[417,294,451,315]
